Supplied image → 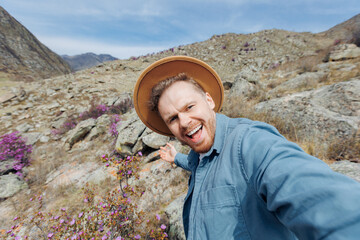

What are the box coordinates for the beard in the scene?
[180,113,216,154]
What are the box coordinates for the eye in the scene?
[169,115,178,123]
[187,104,194,110]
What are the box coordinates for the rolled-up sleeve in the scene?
[174,153,192,172]
[240,124,360,239]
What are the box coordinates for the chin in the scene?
[191,141,213,154]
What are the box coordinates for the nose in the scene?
[178,113,191,129]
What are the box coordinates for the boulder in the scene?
[330,160,360,182]
[0,159,14,175]
[115,112,146,155]
[143,150,161,164]
[329,44,360,61]
[0,92,16,103]
[23,132,41,145]
[165,194,186,240]
[268,71,327,97]
[45,161,115,188]
[87,114,111,140]
[255,79,360,148]
[0,174,27,199]
[64,118,97,150]
[229,78,257,99]
[142,130,170,149]
[15,123,33,133]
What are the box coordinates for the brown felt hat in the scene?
[133,56,224,136]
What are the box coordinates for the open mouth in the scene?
[186,124,203,142]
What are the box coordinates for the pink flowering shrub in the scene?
[79,104,109,121]
[109,115,121,138]
[108,98,133,115]
[52,97,133,136]
[0,132,32,178]
[4,152,168,239]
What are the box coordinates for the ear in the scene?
[205,92,215,110]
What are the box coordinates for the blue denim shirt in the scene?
[174,113,360,240]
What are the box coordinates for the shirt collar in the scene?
[206,113,228,156]
[187,113,229,168]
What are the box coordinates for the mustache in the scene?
[181,122,201,133]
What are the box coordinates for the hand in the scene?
[159,143,177,164]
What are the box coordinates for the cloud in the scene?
[37,36,170,59]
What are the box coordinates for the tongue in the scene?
[190,128,202,143]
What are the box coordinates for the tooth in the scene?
[187,125,201,136]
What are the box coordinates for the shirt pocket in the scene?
[197,185,249,240]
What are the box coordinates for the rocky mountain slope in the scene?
[321,13,360,46]
[0,13,360,239]
[0,7,71,81]
[62,53,118,71]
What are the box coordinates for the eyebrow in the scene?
[165,100,196,124]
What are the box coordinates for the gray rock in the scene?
[142,131,170,149]
[268,71,327,97]
[144,150,161,164]
[229,78,257,99]
[236,66,261,84]
[132,138,145,155]
[15,123,33,133]
[64,118,97,150]
[330,160,360,182]
[329,44,360,61]
[165,194,186,240]
[115,112,146,155]
[39,135,50,143]
[51,115,68,129]
[88,114,111,140]
[0,92,16,103]
[255,79,360,148]
[23,132,41,145]
[0,174,28,199]
[0,159,14,175]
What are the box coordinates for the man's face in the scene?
[158,81,216,153]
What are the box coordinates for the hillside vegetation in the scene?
[0,12,360,240]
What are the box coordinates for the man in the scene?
[133,56,360,239]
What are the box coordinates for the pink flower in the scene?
[134,235,141,239]
[70,219,75,225]
[78,212,84,218]
[156,214,161,221]
[138,151,143,156]
[48,233,54,238]
[161,224,166,230]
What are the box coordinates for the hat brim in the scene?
[133,56,224,136]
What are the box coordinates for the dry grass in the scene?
[26,143,68,185]
[326,131,360,162]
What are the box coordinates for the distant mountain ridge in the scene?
[62,53,118,71]
[0,6,71,81]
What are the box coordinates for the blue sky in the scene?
[2,0,359,59]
